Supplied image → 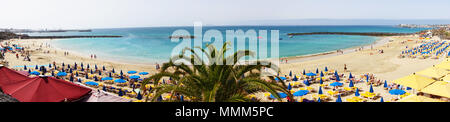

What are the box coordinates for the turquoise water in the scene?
[24,25,427,64]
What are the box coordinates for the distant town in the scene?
[0,28,91,33]
[398,24,450,29]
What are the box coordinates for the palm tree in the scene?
[141,42,292,102]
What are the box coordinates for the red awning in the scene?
[1,76,92,102]
[0,66,29,89]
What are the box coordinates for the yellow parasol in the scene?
[420,81,450,98]
[391,74,436,90]
[397,95,445,102]
[416,66,449,79]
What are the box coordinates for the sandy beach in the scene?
[2,34,447,102]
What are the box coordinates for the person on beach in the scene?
[16,53,19,59]
[90,54,93,59]
[94,54,97,59]
[155,63,160,70]
[344,64,347,72]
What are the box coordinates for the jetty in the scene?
[287,32,414,37]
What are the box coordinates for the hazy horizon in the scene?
[1,0,450,29]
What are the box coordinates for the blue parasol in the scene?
[306,72,316,76]
[336,94,342,102]
[355,88,360,96]
[349,72,353,79]
[330,82,343,87]
[302,69,306,75]
[270,93,287,99]
[101,77,113,81]
[380,97,384,102]
[293,90,309,96]
[389,89,406,95]
[289,71,292,77]
[103,66,106,70]
[318,86,323,94]
[130,75,140,79]
[316,68,319,74]
[324,67,328,72]
[85,81,99,86]
[57,72,67,76]
[349,80,354,87]
[320,78,323,84]
[139,72,149,75]
[30,71,40,75]
[137,92,142,100]
[320,71,324,77]
[384,80,388,88]
[114,79,127,83]
[23,65,27,70]
[287,83,292,90]
[369,85,374,93]
[127,70,137,74]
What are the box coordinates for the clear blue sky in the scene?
[0,0,449,29]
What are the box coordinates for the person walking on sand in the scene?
[94,54,97,59]
[90,54,93,59]
[344,64,347,72]
[16,53,19,59]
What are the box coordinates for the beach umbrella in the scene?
[336,94,342,102]
[78,78,82,83]
[101,77,113,81]
[336,74,341,81]
[287,83,292,90]
[57,72,67,76]
[69,68,73,73]
[114,79,127,83]
[318,86,323,94]
[293,90,309,96]
[81,67,84,71]
[67,64,70,69]
[355,88,360,96]
[90,70,93,74]
[365,74,369,82]
[98,71,102,75]
[303,80,310,86]
[112,68,115,73]
[23,65,27,70]
[406,87,412,90]
[87,64,90,69]
[51,71,54,76]
[35,65,38,70]
[306,72,316,76]
[317,98,321,102]
[389,89,406,95]
[330,82,343,87]
[130,75,140,79]
[118,89,123,96]
[102,66,106,70]
[95,64,98,70]
[102,86,107,91]
[69,76,74,82]
[74,62,77,67]
[49,63,52,68]
[85,81,99,86]
[302,69,306,75]
[334,70,338,76]
[30,71,40,75]
[75,72,79,77]
[62,68,65,72]
[120,75,124,79]
[120,70,124,75]
[384,80,388,88]
[157,95,163,101]
[139,72,149,75]
[320,71,324,77]
[289,71,292,77]
[320,78,323,84]
[369,85,374,93]
[128,70,137,74]
[109,72,112,77]
[28,69,31,73]
[325,67,328,72]
[180,95,184,102]
[293,75,298,81]
[81,63,84,67]
[270,93,287,99]
[85,73,89,79]
[349,80,354,87]
[380,97,384,102]
[137,92,142,100]
[94,76,99,81]
[349,72,353,79]
[62,62,65,67]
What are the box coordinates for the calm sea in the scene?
[24,25,427,64]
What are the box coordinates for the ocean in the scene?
[23,25,428,64]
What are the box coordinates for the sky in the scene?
[1,0,450,29]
